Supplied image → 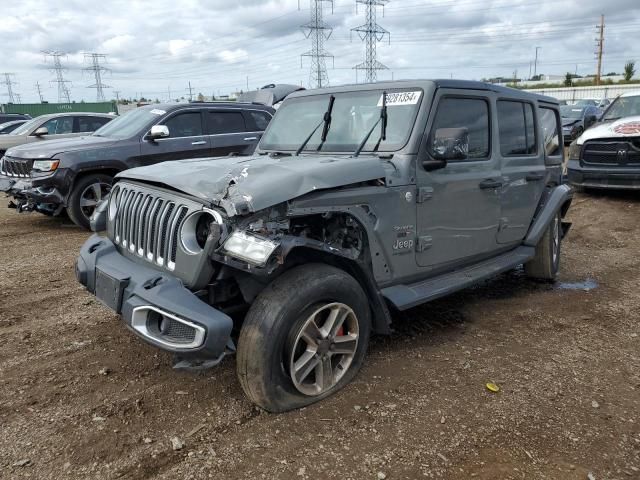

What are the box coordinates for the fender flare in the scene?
[523,184,573,247]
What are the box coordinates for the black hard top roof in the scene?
[288,79,558,105]
[139,102,274,112]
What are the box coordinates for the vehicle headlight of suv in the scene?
[32,159,60,172]
[180,210,225,254]
[222,230,279,267]
[568,140,581,161]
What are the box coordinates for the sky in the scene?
[1,0,639,103]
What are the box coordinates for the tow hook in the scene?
[16,201,35,213]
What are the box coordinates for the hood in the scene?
[561,117,580,127]
[577,115,640,145]
[5,135,118,159]
[118,153,387,216]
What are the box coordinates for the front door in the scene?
[416,92,502,269]
[140,110,210,165]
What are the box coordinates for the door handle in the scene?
[243,137,258,141]
[525,172,544,182]
[479,178,503,189]
[191,140,206,145]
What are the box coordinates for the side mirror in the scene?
[149,125,169,140]
[33,126,48,137]
[423,127,469,171]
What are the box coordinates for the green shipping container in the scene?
[1,102,118,116]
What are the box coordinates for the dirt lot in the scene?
[1,192,639,480]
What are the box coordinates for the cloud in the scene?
[0,0,638,102]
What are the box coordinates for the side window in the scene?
[539,107,561,156]
[164,112,203,138]
[76,116,110,133]
[429,97,490,160]
[248,110,272,131]
[42,117,73,135]
[207,111,246,135]
[497,101,537,156]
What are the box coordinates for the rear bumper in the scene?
[76,235,234,364]
[567,162,640,190]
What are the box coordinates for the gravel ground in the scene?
[0,191,639,480]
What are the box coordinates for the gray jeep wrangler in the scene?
[76,80,572,412]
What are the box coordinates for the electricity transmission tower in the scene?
[35,81,45,102]
[351,0,390,83]
[2,73,18,103]
[84,53,111,101]
[300,0,334,88]
[44,51,72,103]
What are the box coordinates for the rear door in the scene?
[416,91,502,269]
[139,109,210,165]
[495,99,545,244]
[205,109,269,156]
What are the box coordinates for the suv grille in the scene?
[110,184,189,270]
[582,140,640,166]
[0,156,32,177]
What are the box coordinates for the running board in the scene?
[381,246,535,311]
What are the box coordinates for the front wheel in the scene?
[66,173,112,229]
[525,212,561,281]
[236,264,371,412]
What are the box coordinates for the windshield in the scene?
[560,106,585,119]
[260,89,422,153]
[11,117,42,136]
[93,107,160,138]
[602,95,640,121]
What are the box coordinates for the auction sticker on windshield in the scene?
[150,109,166,115]
[378,91,422,107]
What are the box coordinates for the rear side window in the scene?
[207,111,246,134]
[429,97,490,160]
[248,110,272,131]
[497,101,537,156]
[539,107,561,156]
[41,116,74,135]
[76,116,111,133]
[164,112,203,138]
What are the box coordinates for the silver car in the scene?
[0,112,114,155]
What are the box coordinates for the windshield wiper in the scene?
[353,91,387,157]
[295,95,335,156]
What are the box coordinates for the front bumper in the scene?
[567,160,640,190]
[0,169,71,209]
[76,235,234,365]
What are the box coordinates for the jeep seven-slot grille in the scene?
[0,156,33,177]
[582,140,640,166]
[110,184,188,270]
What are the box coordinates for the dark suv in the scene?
[0,102,274,228]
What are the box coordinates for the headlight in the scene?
[568,140,581,161]
[180,210,223,254]
[222,230,279,266]
[32,160,59,172]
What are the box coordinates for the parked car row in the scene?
[7,79,638,412]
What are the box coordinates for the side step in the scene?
[381,246,535,311]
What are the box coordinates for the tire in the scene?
[236,263,371,413]
[66,173,113,229]
[525,212,561,281]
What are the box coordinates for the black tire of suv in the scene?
[236,264,371,413]
[525,212,561,281]
[66,173,113,230]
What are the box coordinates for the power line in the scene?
[84,53,111,101]
[300,0,334,88]
[186,81,195,101]
[44,51,72,103]
[351,0,390,83]
[595,14,605,86]
[2,73,18,103]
